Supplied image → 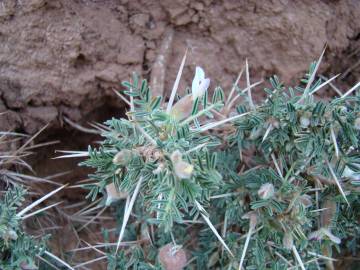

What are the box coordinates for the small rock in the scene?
[158,244,187,270]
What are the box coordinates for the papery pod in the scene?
[321,198,337,228]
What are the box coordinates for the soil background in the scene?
[0,0,360,269]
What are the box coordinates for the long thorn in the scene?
[238,226,253,270]
[166,49,188,113]
[22,201,63,220]
[44,250,74,270]
[17,184,67,217]
[292,245,306,270]
[112,88,131,106]
[262,124,272,142]
[227,80,263,110]
[301,46,327,100]
[116,177,143,253]
[245,59,255,110]
[226,67,244,104]
[196,112,250,132]
[330,126,339,158]
[195,200,234,257]
[309,74,340,96]
[342,81,360,98]
[326,160,349,206]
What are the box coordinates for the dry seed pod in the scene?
[113,149,133,165]
[105,182,128,205]
[242,211,258,230]
[320,199,337,228]
[170,95,193,121]
[282,231,293,250]
[158,243,187,270]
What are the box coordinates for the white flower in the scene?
[191,66,210,100]
[257,183,275,200]
[308,228,341,244]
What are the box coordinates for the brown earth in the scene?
[0,0,359,134]
[1,0,360,268]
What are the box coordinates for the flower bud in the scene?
[299,194,312,208]
[268,118,280,129]
[171,150,193,179]
[174,160,194,179]
[4,228,18,241]
[354,117,360,130]
[300,116,310,128]
[170,150,182,163]
[158,243,187,270]
[249,127,262,140]
[105,183,128,205]
[153,162,165,175]
[113,149,133,165]
[258,183,275,200]
[282,231,293,250]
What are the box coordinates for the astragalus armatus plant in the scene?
[72,49,360,270]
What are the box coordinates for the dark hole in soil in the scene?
[19,102,126,268]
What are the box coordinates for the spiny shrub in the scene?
[80,53,360,270]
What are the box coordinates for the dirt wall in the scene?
[0,0,359,134]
